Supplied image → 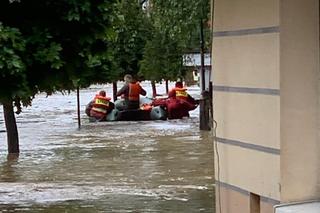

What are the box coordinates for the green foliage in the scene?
[150,0,210,50]
[113,0,152,80]
[0,0,118,106]
[0,24,30,104]
[0,0,211,107]
[140,30,183,81]
[140,0,211,82]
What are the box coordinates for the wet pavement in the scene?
[0,82,214,212]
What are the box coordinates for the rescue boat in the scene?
[86,98,167,122]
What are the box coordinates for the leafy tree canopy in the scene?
[139,0,210,82]
[0,0,118,106]
[140,30,183,81]
[113,0,152,80]
[151,0,210,50]
[0,24,28,104]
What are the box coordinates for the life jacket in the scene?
[128,83,141,101]
[175,87,188,100]
[91,95,111,115]
[140,103,152,111]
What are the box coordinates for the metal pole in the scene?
[199,17,211,131]
[77,87,81,129]
[113,81,118,102]
[200,18,206,92]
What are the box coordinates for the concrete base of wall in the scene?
[216,183,276,213]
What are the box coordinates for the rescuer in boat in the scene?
[86,90,114,121]
[116,74,147,110]
[153,81,198,119]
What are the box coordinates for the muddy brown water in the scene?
[0,82,214,212]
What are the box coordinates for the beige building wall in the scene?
[212,0,320,212]
[280,0,320,202]
[212,0,281,212]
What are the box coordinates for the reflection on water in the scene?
[0,154,20,182]
[0,82,214,212]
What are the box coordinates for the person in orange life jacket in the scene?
[88,90,114,120]
[116,74,146,110]
[85,90,106,116]
[166,81,198,119]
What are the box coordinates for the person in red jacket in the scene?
[116,74,147,110]
[168,81,197,103]
[162,81,198,119]
[89,90,114,121]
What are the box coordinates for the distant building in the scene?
[183,53,211,89]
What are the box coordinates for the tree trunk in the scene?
[3,102,19,153]
[199,91,211,131]
[113,81,117,101]
[165,79,169,94]
[151,80,157,98]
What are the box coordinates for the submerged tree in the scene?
[0,0,118,153]
[0,24,28,153]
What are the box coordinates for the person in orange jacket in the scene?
[88,90,114,121]
[116,74,146,110]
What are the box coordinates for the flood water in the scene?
[0,82,214,212]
